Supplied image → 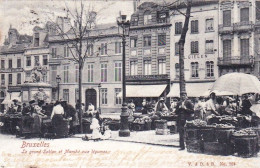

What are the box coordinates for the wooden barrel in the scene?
[232,135,258,158]
[215,127,235,143]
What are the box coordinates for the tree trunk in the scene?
[78,65,83,133]
[178,1,192,95]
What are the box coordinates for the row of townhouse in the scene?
[1,0,260,113]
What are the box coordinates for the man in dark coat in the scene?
[61,101,78,134]
[175,92,194,150]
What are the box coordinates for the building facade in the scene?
[0,26,32,111]
[48,18,123,113]
[218,0,256,76]
[168,1,219,97]
[126,2,171,107]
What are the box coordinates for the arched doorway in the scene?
[85,89,97,111]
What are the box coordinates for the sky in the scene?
[0,0,136,44]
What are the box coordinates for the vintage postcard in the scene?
[0,0,260,167]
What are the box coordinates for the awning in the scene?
[167,82,214,97]
[118,84,167,97]
[11,92,22,102]
[1,92,12,105]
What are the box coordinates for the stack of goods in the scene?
[219,115,238,127]
[133,118,145,131]
[155,120,169,135]
[232,128,259,157]
[185,119,207,153]
[143,117,152,131]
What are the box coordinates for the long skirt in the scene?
[32,114,42,134]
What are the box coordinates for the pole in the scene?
[122,33,126,104]
[99,87,101,114]
[57,82,60,100]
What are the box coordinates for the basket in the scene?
[186,140,203,153]
[185,127,200,141]
[82,120,92,134]
[155,120,167,129]
[232,135,258,158]
[215,127,234,143]
[144,121,152,130]
[132,123,145,131]
[55,120,69,138]
[203,142,234,156]
[199,126,216,142]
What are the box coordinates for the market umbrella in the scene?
[210,73,260,96]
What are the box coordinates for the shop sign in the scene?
[187,55,208,59]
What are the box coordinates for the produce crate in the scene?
[156,128,170,135]
[55,120,69,138]
[132,123,145,131]
[108,121,120,131]
[155,120,167,129]
[185,127,200,141]
[199,127,216,142]
[203,142,234,156]
[82,119,92,134]
[186,140,203,153]
[232,135,258,158]
[144,122,152,131]
[215,127,234,143]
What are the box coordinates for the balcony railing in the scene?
[218,56,254,66]
[126,74,169,81]
[218,24,234,34]
[233,21,253,32]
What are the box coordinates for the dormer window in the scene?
[131,16,139,26]
[157,12,168,23]
[34,33,39,47]
[144,11,152,25]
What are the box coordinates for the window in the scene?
[131,16,139,26]
[175,42,180,55]
[1,74,5,85]
[26,56,31,66]
[101,88,108,105]
[175,63,180,79]
[63,89,69,102]
[75,88,79,103]
[100,43,107,55]
[158,59,166,75]
[144,11,152,25]
[8,59,12,69]
[88,44,93,56]
[115,42,121,54]
[143,36,151,47]
[191,62,199,78]
[17,73,21,84]
[1,60,4,69]
[87,64,94,82]
[157,12,168,23]
[130,37,137,48]
[158,34,166,46]
[241,39,249,56]
[52,48,57,58]
[223,40,232,58]
[175,22,182,34]
[75,65,79,83]
[64,65,69,83]
[223,10,231,27]
[191,41,199,54]
[205,40,214,54]
[191,20,199,33]
[8,74,12,85]
[115,62,122,82]
[50,66,57,84]
[101,63,107,82]
[115,88,122,105]
[17,58,21,68]
[130,61,138,75]
[64,46,69,58]
[240,8,249,22]
[34,56,39,66]
[143,60,151,75]
[206,61,214,78]
[34,33,39,47]
[206,18,214,32]
[43,55,48,65]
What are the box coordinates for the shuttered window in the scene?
[223,10,231,27]
[223,40,231,58]
[191,41,199,54]
[240,39,249,56]
[240,8,249,22]
[191,20,199,33]
[175,22,182,34]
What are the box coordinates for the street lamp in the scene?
[98,83,101,114]
[56,75,61,100]
[117,14,130,137]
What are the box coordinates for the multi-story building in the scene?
[0,26,32,111]
[126,2,171,108]
[168,1,219,98]
[218,0,256,76]
[48,17,123,113]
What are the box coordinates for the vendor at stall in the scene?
[240,94,253,116]
[13,99,21,113]
[194,96,206,120]
[154,97,168,114]
[205,92,220,118]
[61,101,79,135]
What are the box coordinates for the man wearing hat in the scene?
[61,101,78,135]
[154,97,168,114]
[175,92,194,150]
[13,99,21,113]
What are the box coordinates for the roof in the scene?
[0,43,30,54]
